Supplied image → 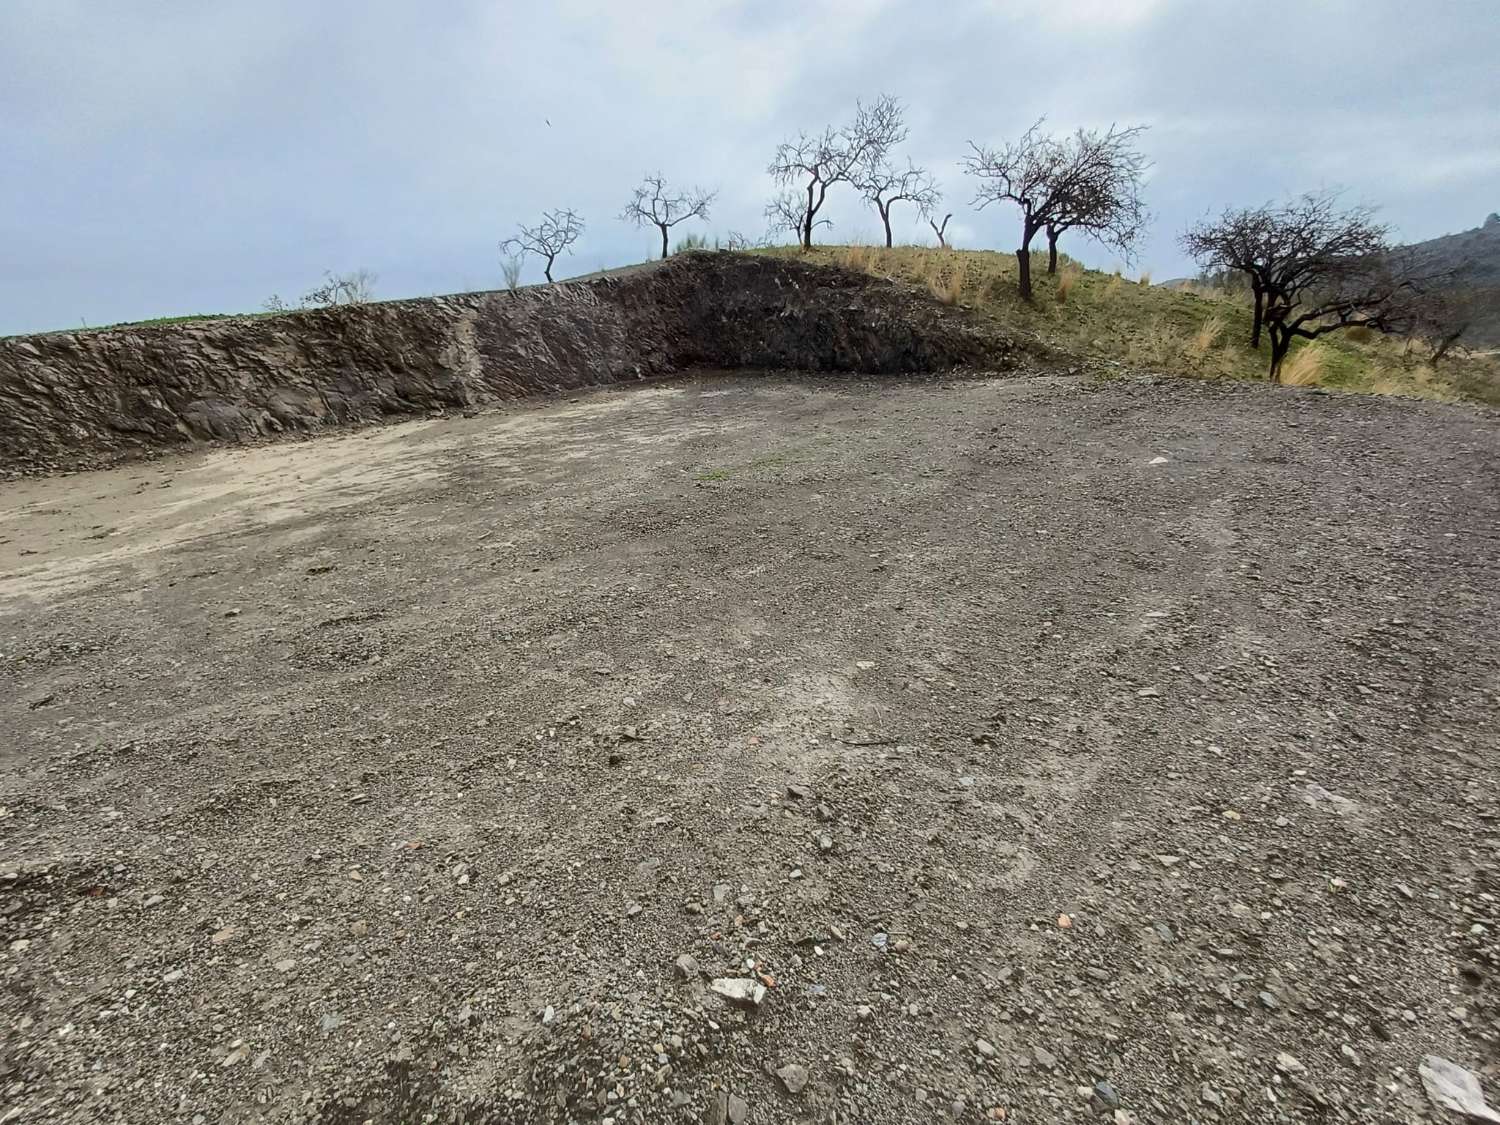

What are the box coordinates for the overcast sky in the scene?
[2,0,1497,335]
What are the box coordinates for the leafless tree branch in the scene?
[500,208,585,283]
[767,94,908,250]
[854,157,940,248]
[620,174,716,260]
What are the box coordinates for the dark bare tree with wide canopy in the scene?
[767,94,907,250]
[620,175,716,260]
[962,120,1149,300]
[500,208,585,283]
[1182,190,1456,381]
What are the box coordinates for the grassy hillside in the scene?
[762,243,1500,406]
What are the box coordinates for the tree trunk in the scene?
[930,214,950,249]
[882,205,893,248]
[1268,328,1290,382]
[660,224,669,260]
[544,256,555,283]
[1016,246,1033,302]
[1046,229,1059,275]
[1250,283,1264,349]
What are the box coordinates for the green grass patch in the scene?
[758,244,1500,406]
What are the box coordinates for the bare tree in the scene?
[963,120,1149,299]
[302,268,377,308]
[500,208,585,283]
[767,94,907,250]
[1183,191,1453,381]
[929,213,953,249]
[620,174,716,260]
[854,157,940,247]
[1041,125,1150,274]
[961,121,1068,301]
[1181,205,1279,347]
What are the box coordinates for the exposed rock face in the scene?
[0,254,1015,474]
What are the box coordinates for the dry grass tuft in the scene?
[1280,344,1327,387]
[1055,267,1082,304]
[1137,270,1153,287]
[1185,314,1225,360]
[1131,317,1183,367]
[1342,324,1374,344]
[929,268,964,305]
[1102,272,1124,300]
[839,244,872,273]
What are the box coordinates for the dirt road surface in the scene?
[2,371,1498,1124]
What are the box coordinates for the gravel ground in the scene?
[2,370,1498,1124]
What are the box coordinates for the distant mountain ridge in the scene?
[1405,213,1500,346]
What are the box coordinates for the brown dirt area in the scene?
[2,370,1498,1124]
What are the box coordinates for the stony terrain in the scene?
[0,255,1015,476]
[2,370,1499,1124]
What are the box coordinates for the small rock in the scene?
[975,1038,997,1058]
[1152,921,1176,943]
[727,1092,749,1124]
[1091,1080,1121,1111]
[787,784,814,800]
[1340,1043,1362,1067]
[1419,1055,1500,1123]
[1033,1045,1058,1069]
[855,1005,874,1022]
[711,978,766,1009]
[210,927,237,945]
[674,953,700,980]
[1258,990,1279,1010]
[541,1005,555,1025]
[1276,1052,1305,1074]
[273,959,296,973]
[776,1063,810,1095]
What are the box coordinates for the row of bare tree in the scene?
[495,93,1466,382]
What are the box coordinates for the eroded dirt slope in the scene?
[2,372,1498,1124]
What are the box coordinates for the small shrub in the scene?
[1342,324,1374,344]
[1055,267,1082,304]
[1186,314,1225,360]
[1102,272,1123,300]
[1137,270,1152,287]
[501,253,524,291]
[929,269,964,306]
[303,268,377,307]
[673,232,710,254]
[1280,344,1327,387]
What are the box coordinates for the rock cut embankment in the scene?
[0,254,1019,473]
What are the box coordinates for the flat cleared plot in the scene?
[2,372,1498,1124]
